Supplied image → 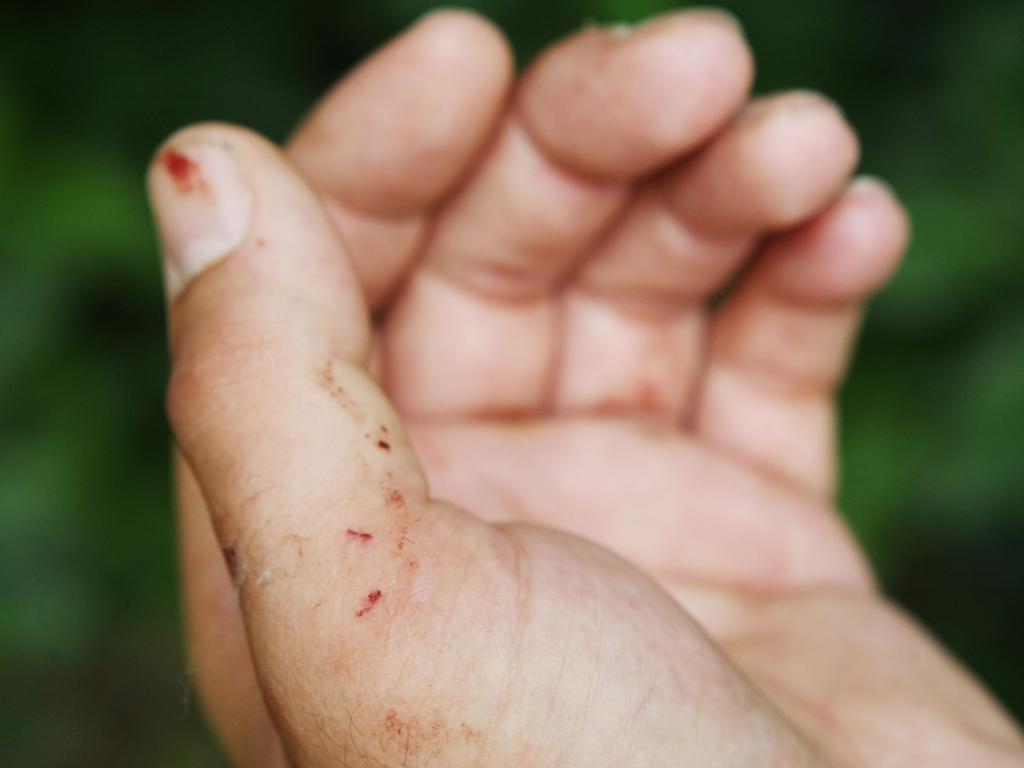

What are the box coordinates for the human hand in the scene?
[149,10,1024,767]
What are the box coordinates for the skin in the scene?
[148,10,1024,767]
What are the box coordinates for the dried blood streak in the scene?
[356,589,383,618]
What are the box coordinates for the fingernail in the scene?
[735,91,838,128]
[579,17,634,38]
[850,175,895,196]
[149,140,252,299]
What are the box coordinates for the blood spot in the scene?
[377,440,391,451]
[163,150,203,194]
[355,589,382,618]
[346,528,373,543]
[386,490,404,507]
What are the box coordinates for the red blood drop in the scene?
[163,149,200,192]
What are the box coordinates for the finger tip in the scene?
[739,93,861,227]
[149,122,274,183]
[767,177,912,300]
[850,176,911,239]
[148,123,263,302]
[631,11,756,154]
[413,7,515,80]
[519,7,756,179]
[846,175,913,278]
[649,6,754,78]
[288,9,514,216]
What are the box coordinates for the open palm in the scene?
[154,11,1024,767]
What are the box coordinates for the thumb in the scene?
[148,124,441,755]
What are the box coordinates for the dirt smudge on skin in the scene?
[381,709,450,759]
[381,487,418,560]
[314,362,366,424]
[396,524,414,554]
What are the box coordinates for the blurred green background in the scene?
[1,0,1022,764]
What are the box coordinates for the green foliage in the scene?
[1,1,1021,764]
